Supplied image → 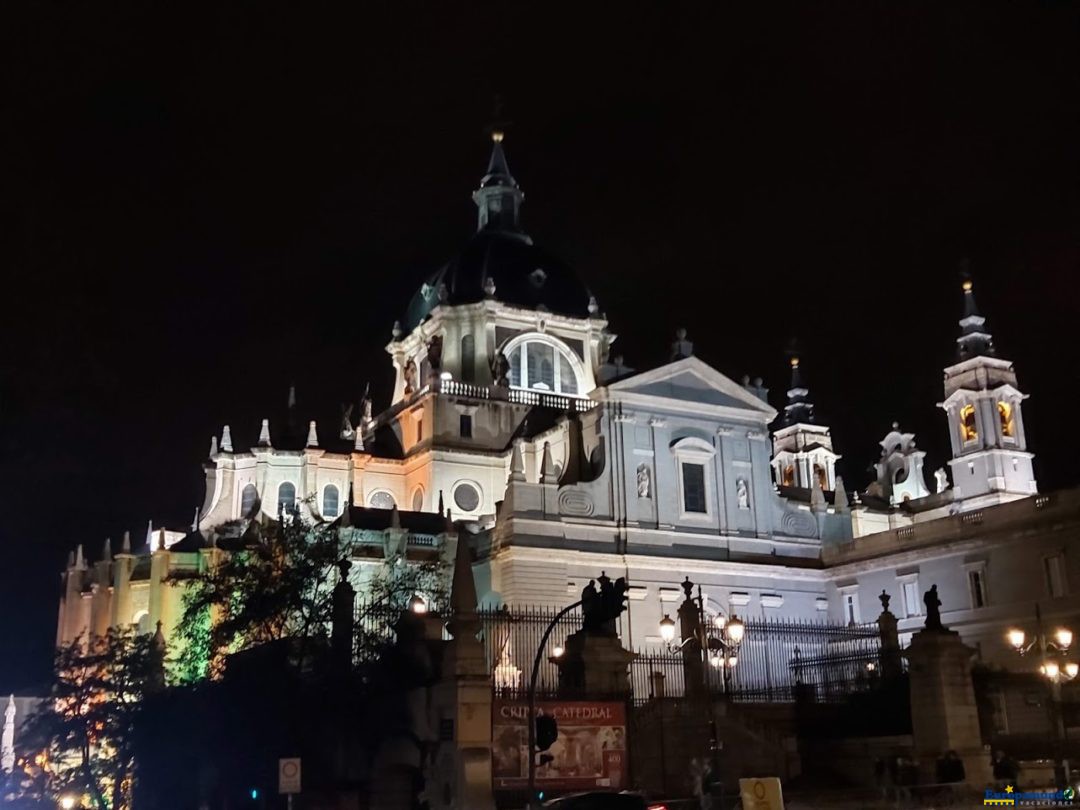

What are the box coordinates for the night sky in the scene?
[4,3,1080,690]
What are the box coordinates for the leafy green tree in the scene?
[176,508,452,681]
[22,627,165,810]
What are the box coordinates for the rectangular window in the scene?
[841,590,861,625]
[681,462,707,514]
[1045,554,1067,598]
[900,578,921,618]
[416,417,424,444]
[459,414,472,439]
[968,569,987,608]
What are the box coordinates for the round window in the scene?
[412,487,424,512]
[453,483,481,512]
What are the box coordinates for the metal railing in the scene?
[631,617,886,704]
[350,600,885,704]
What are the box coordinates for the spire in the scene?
[353,425,364,452]
[145,520,153,549]
[540,441,556,483]
[306,420,319,448]
[509,440,525,482]
[75,544,85,569]
[809,472,826,513]
[780,356,815,426]
[449,530,477,615]
[121,531,131,554]
[102,537,112,562]
[956,276,995,360]
[221,425,233,453]
[209,436,218,457]
[437,489,445,515]
[390,503,401,530]
[472,130,525,234]
[258,418,271,446]
[834,475,849,512]
[156,528,167,552]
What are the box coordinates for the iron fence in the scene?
[351,600,886,704]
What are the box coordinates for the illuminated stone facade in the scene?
[56,133,1076,680]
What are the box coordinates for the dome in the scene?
[401,134,594,332]
[403,231,592,330]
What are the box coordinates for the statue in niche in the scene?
[403,359,418,395]
[426,335,443,372]
[636,464,651,498]
[491,351,511,388]
[737,478,750,510]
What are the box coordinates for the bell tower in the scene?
[939,279,1036,508]
[771,356,840,491]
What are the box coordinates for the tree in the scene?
[22,627,165,810]
[175,507,451,681]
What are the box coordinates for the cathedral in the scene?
[55,131,1077,673]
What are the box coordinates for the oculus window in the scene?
[454,482,481,512]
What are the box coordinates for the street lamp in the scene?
[1007,604,1076,785]
[59,796,77,810]
[408,594,427,614]
[659,614,677,643]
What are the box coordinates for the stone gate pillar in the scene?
[905,585,991,787]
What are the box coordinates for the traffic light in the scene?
[536,714,558,752]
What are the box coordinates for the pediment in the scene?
[606,357,777,418]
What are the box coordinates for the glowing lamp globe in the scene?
[1067,662,1079,680]
[1007,628,1026,650]
[408,594,427,614]
[552,645,565,658]
[1056,628,1074,650]
[659,614,676,643]
[726,616,745,644]
[1044,661,1061,680]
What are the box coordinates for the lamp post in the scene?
[527,598,583,810]
[659,580,747,799]
[658,589,745,693]
[1008,604,1076,786]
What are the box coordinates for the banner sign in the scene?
[492,699,627,792]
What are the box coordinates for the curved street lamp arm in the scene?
[527,599,584,809]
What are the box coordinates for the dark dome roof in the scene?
[403,230,592,331]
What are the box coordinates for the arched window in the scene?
[814,464,828,491]
[240,483,258,517]
[960,404,978,443]
[460,334,475,383]
[322,484,340,519]
[781,465,795,487]
[998,401,1014,439]
[411,487,425,512]
[369,490,396,510]
[504,335,583,395]
[277,482,296,513]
